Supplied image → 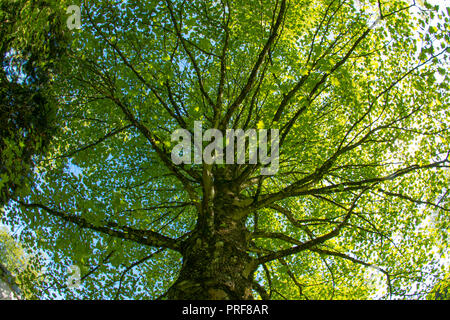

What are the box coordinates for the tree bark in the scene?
[166,188,257,300]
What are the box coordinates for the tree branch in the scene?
[256,190,366,264]
[18,201,183,252]
[220,0,287,128]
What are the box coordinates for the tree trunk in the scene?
[166,192,257,300]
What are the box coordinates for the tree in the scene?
[2,0,449,299]
[0,0,70,299]
[424,261,450,300]
[428,273,450,300]
[0,227,44,299]
[0,0,69,206]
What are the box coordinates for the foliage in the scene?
[1,0,449,299]
[0,0,70,206]
[427,269,450,300]
[0,227,45,299]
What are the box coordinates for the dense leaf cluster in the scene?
[0,0,69,205]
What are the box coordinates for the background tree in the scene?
[427,270,450,300]
[0,0,69,206]
[0,227,44,299]
[2,0,449,299]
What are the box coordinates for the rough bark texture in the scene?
[166,181,257,300]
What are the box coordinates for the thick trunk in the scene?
[166,197,257,300]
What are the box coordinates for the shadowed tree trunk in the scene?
[167,175,258,299]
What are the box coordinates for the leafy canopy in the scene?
[2,0,449,299]
[0,0,70,206]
